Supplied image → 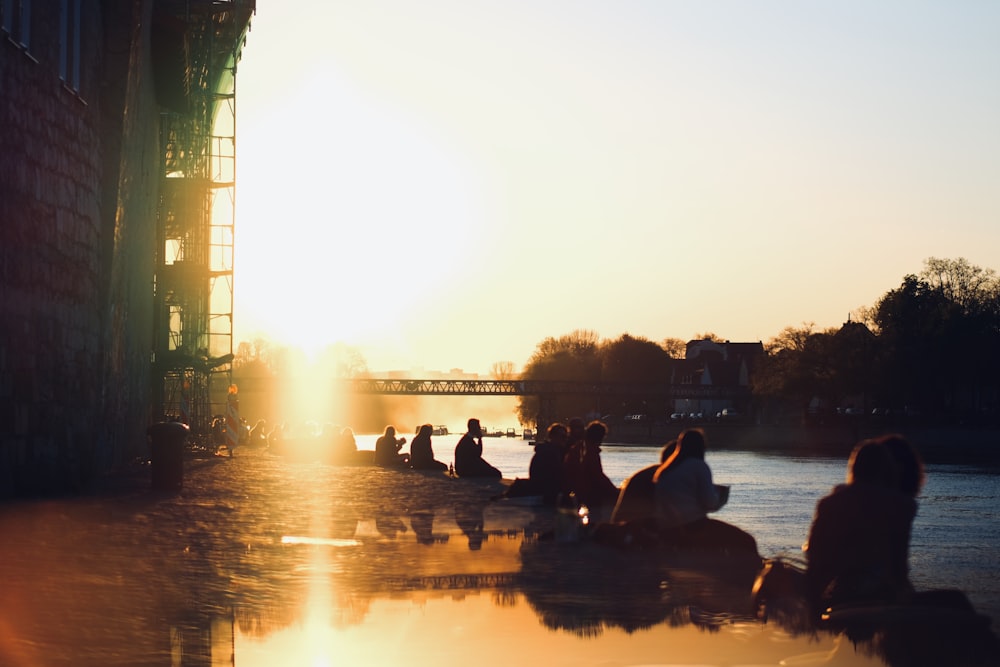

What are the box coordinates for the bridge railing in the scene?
[336,379,749,399]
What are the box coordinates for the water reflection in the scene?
[0,458,996,666]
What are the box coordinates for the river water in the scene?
[0,435,996,666]
[358,434,1000,624]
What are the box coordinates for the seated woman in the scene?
[374,425,409,468]
[653,428,758,556]
[804,438,917,618]
[409,423,448,472]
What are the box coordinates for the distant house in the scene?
[670,339,765,418]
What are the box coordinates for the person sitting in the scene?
[562,420,619,519]
[374,425,409,468]
[592,439,677,549]
[500,422,568,503]
[804,438,916,618]
[653,428,758,556]
[409,423,448,472]
[454,418,502,479]
[529,422,569,503]
[610,439,677,525]
[331,426,358,464]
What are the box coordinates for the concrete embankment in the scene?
[608,422,1000,465]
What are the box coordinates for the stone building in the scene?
[0,1,254,496]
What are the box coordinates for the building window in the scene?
[59,0,80,91]
[1,0,31,50]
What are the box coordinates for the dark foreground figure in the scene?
[753,434,1000,667]
[454,418,501,479]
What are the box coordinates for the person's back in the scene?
[564,420,618,514]
[651,428,758,557]
[610,464,658,523]
[410,424,447,471]
[528,423,567,503]
[610,440,676,524]
[654,456,720,528]
[375,425,408,468]
[805,440,916,616]
[332,427,357,463]
[654,430,720,529]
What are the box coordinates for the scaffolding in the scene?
[152,1,254,434]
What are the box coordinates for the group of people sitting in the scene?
[503,418,620,512]
[371,418,504,478]
[508,425,752,557]
[372,414,981,630]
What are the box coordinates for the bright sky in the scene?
[233,1,1000,375]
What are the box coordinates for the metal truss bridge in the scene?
[337,379,748,400]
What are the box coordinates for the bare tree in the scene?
[660,337,686,358]
[920,257,999,312]
[490,361,517,380]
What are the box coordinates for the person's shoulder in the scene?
[630,463,659,479]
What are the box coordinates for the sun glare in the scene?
[236,67,488,360]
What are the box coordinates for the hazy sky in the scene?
[233,1,999,374]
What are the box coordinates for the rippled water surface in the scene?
[0,436,996,667]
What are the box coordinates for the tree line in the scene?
[233,257,999,429]
[513,258,1000,427]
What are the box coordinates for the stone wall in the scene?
[0,1,159,496]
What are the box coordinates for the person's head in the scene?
[467,418,481,436]
[384,425,396,437]
[660,439,678,463]
[584,420,607,444]
[847,440,898,488]
[546,422,568,444]
[568,417,586,441]
[676,428,706,461]
[418,423,433,438]
[876,433,925,497]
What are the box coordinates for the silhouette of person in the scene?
[804,438,916,617]
[528,422,569,504]
[374,425,409,468]
[455,503,486,550]
[454,418,501,478]
[565,417,586,453]
[878,432,925,499]
[610,439,677,524]
[409,423,448,471]
[562,420,619,518]
[409,510,437,545]
[332,426,358,464]
[653,428,758,556]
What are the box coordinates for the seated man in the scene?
[454,418,501,478]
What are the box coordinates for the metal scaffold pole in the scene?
[152,2,254,440]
